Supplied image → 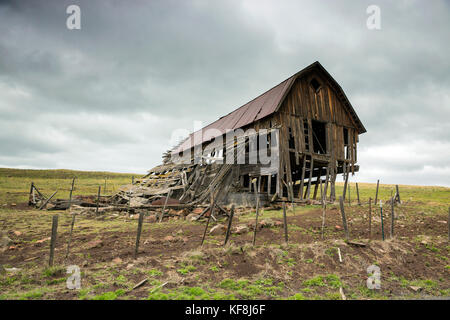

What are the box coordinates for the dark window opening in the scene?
[312,120,327,154]
[343,127,350,159]
[270,174,277,194]
[243,174,250,188]
[288,127,295,149]
[310,78,321,93]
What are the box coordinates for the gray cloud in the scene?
[0,0,449,186]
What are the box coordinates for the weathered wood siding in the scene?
[276,70,360,163]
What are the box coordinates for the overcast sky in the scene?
[0,0,449,187]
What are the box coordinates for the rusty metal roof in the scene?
[174,61,366,153]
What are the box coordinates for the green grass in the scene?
[1,168,449,301]
[0,168,140,204]
[147,269,163,277]
[91,289,126,300]
[303,274,342,289]
[177,265,197,275]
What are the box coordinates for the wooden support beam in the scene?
[313,167,322,200]
[342,164,349,201]
[299,156,306,200]
[305,158,314,200]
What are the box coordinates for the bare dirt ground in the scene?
[1,196,449,300]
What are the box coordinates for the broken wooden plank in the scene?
[39,190,58,210]
[132,278,148,290]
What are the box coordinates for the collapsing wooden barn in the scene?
[114,61,366,209]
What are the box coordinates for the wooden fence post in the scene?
[356,183,361,205]
[395,185,401,204]
[368,197,372,240]
[374,180,380,205]
[391,196,395,239]
[224,205,235,246]
[49,215,58,266]
[320,177,326,239]
[201,193,215,246]
[65,213,76,260]
[283,202,288,243]
[380,200,385,241]
[252,179,260,246]
[339,196,349,241]
[95,186,101,214]
[134,212,144,258]
[68,178,75,209]
[28,182,35,205]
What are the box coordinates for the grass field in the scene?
[0,168,449,300]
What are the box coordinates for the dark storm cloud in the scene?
[0,0,449,186]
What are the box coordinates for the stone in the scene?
[163,235,175,242]
[335,225,342,230]
[209,224,226,235]
[186,213,199,221]
[247,221,261,231]
[173,229,183,236]
[259,219,274,228]
[1,234,13,248]
[86,239,103,249]
[233,225,249,235]
[35,237,51,246]
[409,286,422,292]
[145,215,157,223]
[192,208,204,214]
[112,257,122,264]
[273,221,283,227]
